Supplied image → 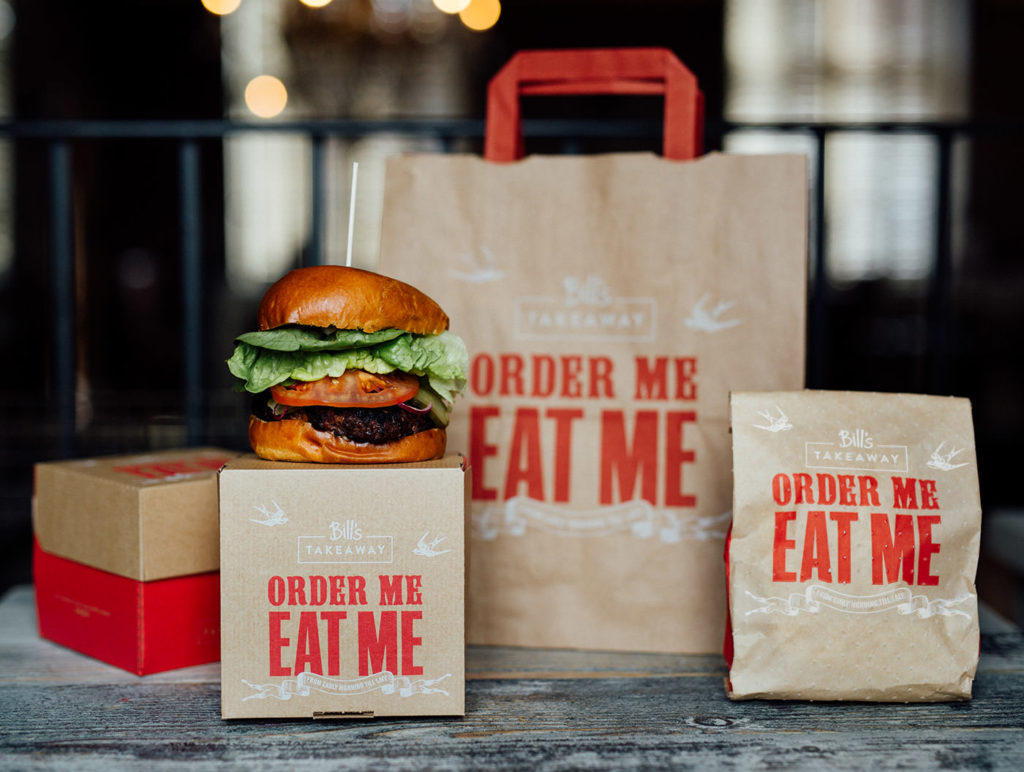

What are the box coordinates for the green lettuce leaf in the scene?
[227,343,397,393]
[226,330,469,397]
[376,331,469,382]
[426,375,466,406]
[236,326,404,352]
[226,340,260,381]
[287,349,399,383]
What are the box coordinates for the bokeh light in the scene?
[299,0,334,7]
[245,75,288,119]
[459,0,500,32]
[432,0,470,14]
[201,0,242,16]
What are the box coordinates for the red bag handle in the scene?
[485,47,704,162]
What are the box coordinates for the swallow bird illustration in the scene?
[250,501,288,526]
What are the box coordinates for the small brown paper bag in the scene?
[727,390,981,701]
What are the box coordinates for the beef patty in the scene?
[253,396,435,444]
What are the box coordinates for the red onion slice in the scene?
[398,401,432,415]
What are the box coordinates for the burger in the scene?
[227,266,467,463]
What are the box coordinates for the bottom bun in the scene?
[249,415,446,464]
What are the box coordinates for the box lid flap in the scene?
[39,447,238,489]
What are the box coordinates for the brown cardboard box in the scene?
[35,448,236,580]
[218,454,469,719]
[33,447,238,674]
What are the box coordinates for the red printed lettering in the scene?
[830,512,858,584]
[358,611,398,676]
[470,354,494,396]
[871,513,916,584]
[308,575,327,606]
[799,511,833,582]
[892,477,918,509]
[771,473,879,507]
[112,457,230,480]
[470,406,500,501]
[560,356,584,398]
[588,357,615,398]
[329,575,346,605]
[917,515,941,585]
[379,575,404,606]
[269,611,291,676]
[287,576,307,606]
[548,408,583,502]
[920,480,940,510]
[531,355,556,397]
[405,575,423,605]
[634,356,698,401]
[401,611,423,676]
[817,473,837,505]
[634,357,668,400]
[293,611,323,675]
[772,474,792,506]
[505,407,543,499]
[773,511,797,582]
[499,354,525,396]
[321,611,346,676]
[664,411,697,507]
[268,576,286,606]
[348,576,367,606]
[858,476,880,507]
[838,475,856,506]
[599,410,658,504]
[674,358,697,400]
[794,473,813,504]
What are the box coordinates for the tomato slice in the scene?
[270,371,419,408]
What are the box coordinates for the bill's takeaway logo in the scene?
[515,274,656,342]
[298,519,393,565]
[805,428,908,473]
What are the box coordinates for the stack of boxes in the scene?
[32,448,470,718]
[33,448,235,675]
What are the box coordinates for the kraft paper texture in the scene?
[33,448,236,581]
[379,152,807,653]
[728,391,981,701]
[219,455,468,719]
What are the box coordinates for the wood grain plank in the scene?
[3,586,1024,770]
[3,676,1024,770]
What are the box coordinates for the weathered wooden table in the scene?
[2,586,1022,770]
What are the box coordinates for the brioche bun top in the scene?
[257,266,449,335]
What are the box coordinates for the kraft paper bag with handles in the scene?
[378,48,808,653]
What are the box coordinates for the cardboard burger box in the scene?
[33,447,238,675]
[218,454,469,719]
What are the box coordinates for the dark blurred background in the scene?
[1,0,1023,622]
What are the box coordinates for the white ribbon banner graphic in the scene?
[472,497,730,544]
[242,671,451,701]
[744,585,974,619]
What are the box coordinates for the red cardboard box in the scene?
[32,448,237,675]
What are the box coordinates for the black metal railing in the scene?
[3,117,1020,458]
